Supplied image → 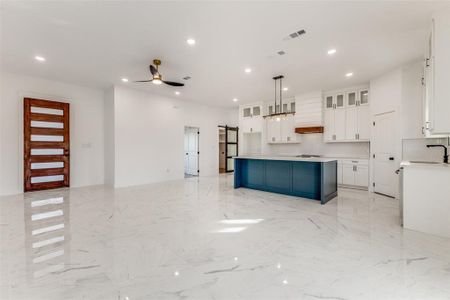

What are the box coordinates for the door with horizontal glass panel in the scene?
[24,98,70,191]
[225,126,238,172]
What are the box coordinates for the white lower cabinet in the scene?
[337,159,369,189]
[355,165,369,187]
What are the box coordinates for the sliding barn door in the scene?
[225,126,238,172]
[24,98,70,192]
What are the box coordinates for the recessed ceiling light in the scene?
[34,56,46,62]
[121,78,129,82]
[244,68,252,73]
[345,72,354,77]
[233,98,238,102]
[327,49,337,55]
[175,91,180,95]
[186,38,196,45]
[283,87,289,91]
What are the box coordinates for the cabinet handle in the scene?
[426,58,430,67]
[287,137,291,141]
[250,128,253,132]
[272,137,275,142]
[355,134,357,140]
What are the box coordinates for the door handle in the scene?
[389,157,394,161]
[64,150,70,157]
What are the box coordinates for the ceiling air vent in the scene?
[283,29,306,41]
[183,76,191,80]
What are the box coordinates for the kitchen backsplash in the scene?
[264,133,370,158]
[402,137,450,162]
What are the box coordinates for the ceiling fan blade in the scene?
[150,65,158,76]
[134,80,153,82]
[162,80,184,87]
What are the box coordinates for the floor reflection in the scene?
[24,194,71,280]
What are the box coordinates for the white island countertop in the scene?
[234,155,338,163]
[400,161,450,169]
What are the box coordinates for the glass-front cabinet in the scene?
[359,89,369,105]
[242,105,261,118]
[268,98,296,114]
[346,91,357,107]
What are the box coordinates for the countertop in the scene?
[234,155,338,163]
[401,161,450,169]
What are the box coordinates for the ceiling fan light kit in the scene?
[134,59,184,87]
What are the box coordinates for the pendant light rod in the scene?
[280,76,283,114]
[272,75,284,114]
[264,75,292,119]
[274,77,277,113]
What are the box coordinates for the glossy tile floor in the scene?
[1,175,450,300]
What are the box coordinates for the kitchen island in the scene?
[234,156,338,204]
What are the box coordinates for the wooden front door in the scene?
[24,98,70,192]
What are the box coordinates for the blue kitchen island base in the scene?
[234,157,338,205]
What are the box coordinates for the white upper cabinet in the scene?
[240,102,263,133]
[346,91,357,107]
[266,117,281,143]
[324,109,335,141]
[324,86,370,142]
[325,95,334,110]
[359,89,369,106]
[336,93,345,109]
[357,105,371,140]
[268,98,296,114]
[266,115,300,144]
[423,11,450,135]
[345,106,358,140]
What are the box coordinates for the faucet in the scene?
[426,144,449,163]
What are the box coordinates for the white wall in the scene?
[0,72,105,195]
[112,86,237,188]
[400,62,424,139]
[368,60,425,196]
[104,87,115,186]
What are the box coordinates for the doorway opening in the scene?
[184,126,199,178]
[218,125,239,173]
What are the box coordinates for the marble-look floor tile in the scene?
[1,175,450,299]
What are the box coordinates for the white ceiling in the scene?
[1,1,449,107]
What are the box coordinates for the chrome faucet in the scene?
[426,144,448,164]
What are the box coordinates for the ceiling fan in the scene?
[134,59,184,86]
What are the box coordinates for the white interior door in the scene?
[373,112,397,197]
[184,127,199,175]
